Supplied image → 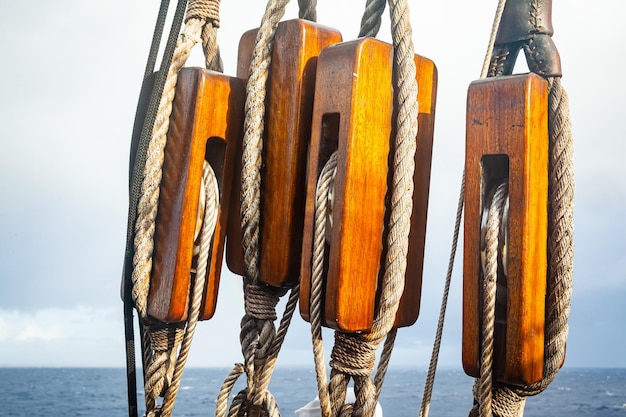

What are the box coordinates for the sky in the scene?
[0,0,624,373]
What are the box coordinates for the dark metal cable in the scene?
[123,2,188,417]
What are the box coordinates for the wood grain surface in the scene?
[149,68,244,323]
[225,19,342,286]
[463,73,548,385]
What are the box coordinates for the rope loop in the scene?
[330,333,376,378]
[186,0,221,27]
[467,20,574,417]
[304,0,419,415]
[148,322,186,351]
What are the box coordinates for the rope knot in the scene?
[330,333,376,377]
[148,322,186,352]
[244,282,285,320]
[185,0,221,27]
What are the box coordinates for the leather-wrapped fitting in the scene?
[494,0,562,77]
[523,34,561,77]
[495,0,554,44]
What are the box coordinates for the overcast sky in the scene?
[0,0,624,372]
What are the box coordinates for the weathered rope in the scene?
[418,0,506,415]
[125,1,223,416]
[298,0,317,21]
[466,3,574,416]
[225,1,307,416]
[145,163,220,417]
[309,152,338,417]
[132,0,222,319]
[358,0,385,38]
[478,180,509,417]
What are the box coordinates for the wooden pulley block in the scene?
[148,67,244,323]
[299,40,438,332]
[463,73,548,385]
[225,19,342,287]
[299,38,393,332]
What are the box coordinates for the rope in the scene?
[469,77,574,417]
[144,163,220,417]
[309,152,338,417]
[298,0,317,21]
[358,0,385,38]
[302,0,419,414]
[418,1,506,415]
[124,1,224,416]
[124,2,186,416]
[417,173,465,417]
[477,181,509,417]
[222,1,309,416]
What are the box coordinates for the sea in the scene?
[1,367,624,416]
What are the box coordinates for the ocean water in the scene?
[1,367,625,416]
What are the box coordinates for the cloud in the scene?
[0,306,124,367]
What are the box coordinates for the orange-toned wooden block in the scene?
[386,54,438,328]
[148,67,244,323]
[299,38,393,332]
[225,19,342,286]
[463,73,548,385]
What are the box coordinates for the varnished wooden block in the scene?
[387,54,438,328]
[225,19,342,286]
[463,73,548,385]
[148,68,244,323]
[300,38,393,332]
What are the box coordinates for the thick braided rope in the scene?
[235,1,307,416]
[131,13,209,319]
[240,0,288,283]
[541,76,573,387]
[218,287,297,417]
[367,0,418,345]
[358,0,385,38]
[145,323,186,414]
[478,181,509,417]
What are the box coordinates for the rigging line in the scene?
[123,2,185,417]
[418,1,507,416]
[145,0,172,78]
[479,180,509,417]
[123,0,188,319]
[159,162,220,417]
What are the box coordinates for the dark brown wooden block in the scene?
[463,73,548,385]
[225,19,342,286]
[148,67,244,323]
